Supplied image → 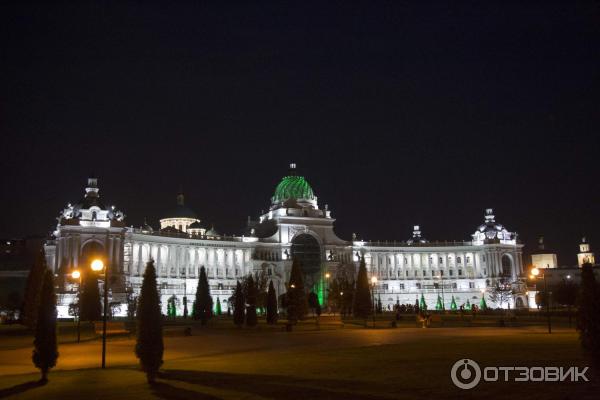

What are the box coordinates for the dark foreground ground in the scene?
[0,316,598,399]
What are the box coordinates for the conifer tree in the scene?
[193,266,212,325]
[80,270,102,322]
[183,296,188,319]
[245,275,258,327]
[32,269,58,382]
[451,295,458,311]
[308,291,319,316]
[135,260,163,384]
[352,258,372,319]
[23,248,48,329]
[266,280,278,324]
[233,281,245,326]
[577,263,600,367]
[287,257,308,323]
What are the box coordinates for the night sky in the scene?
[1,2,598,266]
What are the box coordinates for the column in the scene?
[114,237,122,272]
[156,245,162,275]
[108,237,114,269]
[495,251,501,276]
[166,245,172,278]
[137,243,143,275]
[72,236,79,270]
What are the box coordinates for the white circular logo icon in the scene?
[451,359,482,389]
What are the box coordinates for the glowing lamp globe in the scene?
[91,259,104,272]
[71,270,81,279]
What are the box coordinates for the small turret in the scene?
[578,237,595,267]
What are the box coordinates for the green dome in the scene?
[273,175,315,203]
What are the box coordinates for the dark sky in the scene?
[1,2,598,266]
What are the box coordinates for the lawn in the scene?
[0,317,597,399]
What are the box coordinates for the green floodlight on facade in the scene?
[450,295,457,311]
[480,295,487,310]
[435,295,443,311]
[420,294,427,311]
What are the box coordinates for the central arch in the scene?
[291,234,321,276]
[80,241,105,271]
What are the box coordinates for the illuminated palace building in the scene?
[45,164,526,318]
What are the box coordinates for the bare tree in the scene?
[488,279,513,310]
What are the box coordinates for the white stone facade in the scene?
[46,168,526,318]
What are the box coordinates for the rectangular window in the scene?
[457,257,462,264]
[383,284,389,290]
[439,257,443,264]
[458,269,463,276]
[440,270,444,276]
[416,283,421,289]
[399,283,405,290]
[469,282,475,289]
[483,268,487,275]
[449,270,454,276]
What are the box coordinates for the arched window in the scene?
[501,255,513,277]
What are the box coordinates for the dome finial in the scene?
[485,208,495,223]
[85,175,99,197]
[176,192,185,206]
[289,163,297,176]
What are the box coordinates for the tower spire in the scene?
[288,162,297,176]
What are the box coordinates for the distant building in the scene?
[0,237,44,311]
[577,237,595,267]
[531,236,558,269]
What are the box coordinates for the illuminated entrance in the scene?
[291,234,324,303]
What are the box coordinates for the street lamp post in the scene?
[71,270,82,343]
[565,274,572,328]
[91,259,109,368]
[371,276,378,327]
[531,267,551,334]
[324,272,330,314]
